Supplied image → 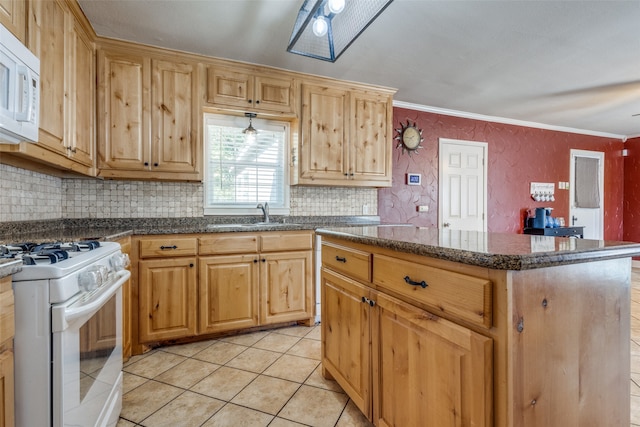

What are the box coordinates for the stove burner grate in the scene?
[0,240,101,264]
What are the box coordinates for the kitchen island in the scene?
[315,225,640,427]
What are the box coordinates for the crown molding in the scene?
[393,100,628,141]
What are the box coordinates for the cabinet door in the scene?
[299,84,349,182]
[29,0,68,155]
[350,91,392,186]
[260,251,313,325]
[97,50,150,171]
[321,268,371,418]
[0,350,14,427]
[253,74,295,114]
[138,257,197,342]
[118,237,132,360]
[372,291,493,427]
[68,18,95,167]
[0,0,25,42]
[206,67,253,110]
[199,255,259,334]
[151,59,199,173]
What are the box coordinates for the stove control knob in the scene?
[110,253,130,271]
[78,268,103,292]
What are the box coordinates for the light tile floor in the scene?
[117,324,373,427]
[119,268,640,427]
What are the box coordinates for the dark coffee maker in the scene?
[532,207,547,228]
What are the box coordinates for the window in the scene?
[203,113,290,215]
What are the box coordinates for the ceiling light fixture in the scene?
[243,112,257,142]
[287,0,394,62]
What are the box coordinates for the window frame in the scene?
[203,113,291,216]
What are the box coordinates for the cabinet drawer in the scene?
[138,237,198,258]
[261,232,313,252]
[199,234,259,255]
[373,254,492,328]
[322,242,371,283]
[0,277,14,345]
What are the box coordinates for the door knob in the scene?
[443,222,450,228]
[571,216,578,225]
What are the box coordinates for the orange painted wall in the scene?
[379,107,626,240]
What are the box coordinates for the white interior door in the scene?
[438,139,488,232]
[570,149,604,240]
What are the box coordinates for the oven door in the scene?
[51,270,129,427]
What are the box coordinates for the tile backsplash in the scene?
[1,164,378,221]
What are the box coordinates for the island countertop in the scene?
[315,225,640,270]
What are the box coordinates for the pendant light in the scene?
[287,0,394,62]
[243,113,257,143]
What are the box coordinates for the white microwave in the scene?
[0,22,39,144]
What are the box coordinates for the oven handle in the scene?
[52,270,130,333]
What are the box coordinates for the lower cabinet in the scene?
[0,350,14,427]
[321,240,493,426]
[134,231,314,348]
[138,256,198,342]
[373,291,492,427]
[0,276,15,427]
[198,231,314,335]
[260,251,313,325]
[199,254,259,334]
[321,269,371,416]
[116,237,132,360]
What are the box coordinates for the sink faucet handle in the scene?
[256,203,269,223]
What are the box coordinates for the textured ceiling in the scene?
[77,0,640,138]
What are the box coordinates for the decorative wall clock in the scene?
[395,120,424,156]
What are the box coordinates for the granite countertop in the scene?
[315,225,640,270]
[0,216,382,244]
[0,258,22,279]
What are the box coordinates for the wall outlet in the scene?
[362,204,370,215]
[417,205,429,212]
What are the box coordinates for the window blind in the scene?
[204,114,289,211]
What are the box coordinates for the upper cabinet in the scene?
[206,65,296,116]
[151,59,199,174]
[96,42,201,181]
[0,0,26,43]
[294,82,394,187]
[0,0,96,175]
[0,1,395,185]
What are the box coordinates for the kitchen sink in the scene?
[206,222,298,229]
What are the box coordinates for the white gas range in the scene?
[2,240,130,427]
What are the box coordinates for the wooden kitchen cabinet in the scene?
[97,48,150,172]
[321,269,371,417]
[372,290,492,426]
[68,16,96,168]
[260,250,313,325]
[206,65,296,115]
[116,237,132,360]
[0,0,96,176]
[151,59,200,175]
[199,254,259,334]
[198,231,314,334]
[97,41,201,181]
[0,0,26,42]
[321,240,493,426]
[295,82,393,187]
[0,276,15,427]
[137,236,198,342]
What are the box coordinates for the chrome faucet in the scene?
[257,202,269,223]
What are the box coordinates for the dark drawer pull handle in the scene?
[335,256,347,263]
[404,275,428,288]
[361,296,375,307]
[160,245,178,250]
